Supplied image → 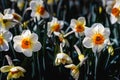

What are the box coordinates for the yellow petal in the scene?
[7,72,12,80]
[0,65,12,73]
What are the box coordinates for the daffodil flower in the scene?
[4,8,22,21]
[70,17,87,38]
[65,64,79,80]
[30,0,49,20]
[55,52,73,66]
[13,30,42,57]
[47,17,64,37]
[106,0,120,24]
[0,65,26,80]
[0,13,16,30]
[82,23,110,53]
[0,28,13,51]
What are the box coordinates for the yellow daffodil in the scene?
[70,17,87,38]
[47,17,64,37]
[30,0,49,20]
[13,30,42,57]
[55,53,72,66]
[65,64,79,80]
[0,65,26,80]
[0,28,13,51]
[82,23,110,53]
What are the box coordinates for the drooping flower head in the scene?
[13,30,42,57]
[30,0,49,20]
[0,65,26,80]
[0,28,13,51]
[47,17,64,37]
[82,23,110,53]
[55,52,73,66]
[65,64,79,80]
[70,17,87,37]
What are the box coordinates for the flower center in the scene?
[75,23,84,32]
[51,23,60,32]
[21,38,31,49]
[10,67,19,74]
[112,8,120,17]
[37,5,45,15]
[0,35,4,45]
[92,33,105,45]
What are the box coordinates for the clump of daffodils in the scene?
[82,23,110,53]
[13,30,42,57]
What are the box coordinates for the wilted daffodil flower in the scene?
[82,23,110,53]
[0,12,16,30]
[4,8,22,21]
[29,0,49,20]
[70,17,87,38]
[0,28,13,51]
[47,17,64,37]
[65,64,79,80]
[0,65,26,80]
[55,52,73,66]
[55,43,72,65]
[13,30,42,57]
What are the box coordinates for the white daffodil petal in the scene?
[32,41,42,51]
[2,40,9,51]
[30,1,37,11]
[22,30,31,37]
[110,14,117,24]
[3,31,13,42]
[84,28,93,37]
[13,36,22,42]
[41,11,49,18]
[70,19,77,28]
[82,37,93,48]
[14,43,22,52]
[103,28,110,38]
[91,23,104,34]
[31,11,36,17]
[78,17,86,25]
[23,49,32,57]
[15,66,26,72]
[30,33,38,41]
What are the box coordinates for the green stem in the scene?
[94,53,98,80]
[37,52,41,80]
[9,42,16,59]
